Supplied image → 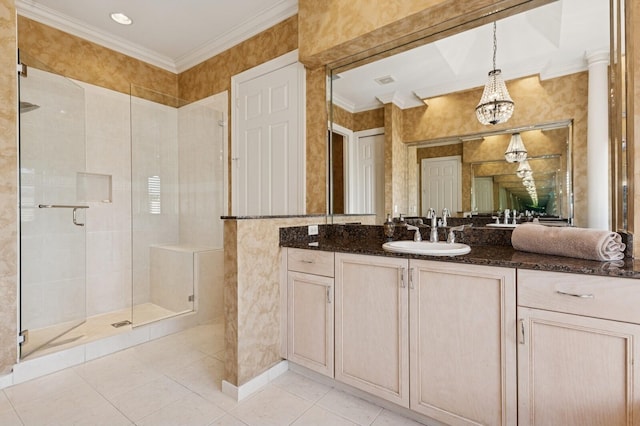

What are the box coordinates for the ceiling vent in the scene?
[374,75,396,85]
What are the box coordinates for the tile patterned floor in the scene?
[0,321,426,425]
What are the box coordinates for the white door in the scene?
[421,156,461,215]
[474,176,494,213]
[232,52,305,215]
[350,130,384,221]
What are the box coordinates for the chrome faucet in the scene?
[442,208,450,227]
[426,208,436,219]
[406,224,422,242]
[504,209,510,224]
[429,215,438,242]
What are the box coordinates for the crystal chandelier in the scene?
[505,133,527,163]
[476,22,514,125]
[516,159,532,178]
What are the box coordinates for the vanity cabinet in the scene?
[517,270,640,426]
[334,253,410,407]
[410,260,517,426]
[286,248,335,377]
[333,253,517,423]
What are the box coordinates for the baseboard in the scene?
[222,360,289,401]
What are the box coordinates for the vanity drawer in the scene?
[517,269,640,324]
[287,248,334,277]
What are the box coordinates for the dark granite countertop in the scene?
[280,224,640,279]
[221,214,374,220]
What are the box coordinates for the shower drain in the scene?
[111,320,132,328]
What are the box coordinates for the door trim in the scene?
[329,123,353,213]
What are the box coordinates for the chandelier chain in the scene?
[492,21,497,71]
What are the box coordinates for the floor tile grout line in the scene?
[2,389,26,426]
[69,363,139,424]
[287,401,315,425]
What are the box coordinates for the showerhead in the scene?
[20,101,40,113]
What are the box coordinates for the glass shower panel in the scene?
[19,65,87,358]
[130,86,193,326]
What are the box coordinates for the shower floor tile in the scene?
[21,302,178,360]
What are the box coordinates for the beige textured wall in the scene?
[223,215,375,386]
[0,0,18,375]
[354,108,384,132]
[306,67,328,213]
[384,103,408,218]
[18,17,178,100]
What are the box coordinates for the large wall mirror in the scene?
[328,0,621,229]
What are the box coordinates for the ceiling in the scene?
[332,0,610,112]
[16,0,298,73]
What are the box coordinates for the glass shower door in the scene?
[19,63,87,358]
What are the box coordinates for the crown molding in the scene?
[175,0,297,72]
[16,0,298,74]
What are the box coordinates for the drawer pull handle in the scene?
[300,260,314,264]
[400,267,406,288]
[556,290,595,299]
[409,268,414,290]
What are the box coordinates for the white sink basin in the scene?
[382,240,471,256]
[486,223,519,228]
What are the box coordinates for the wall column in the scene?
[586,50,610,229]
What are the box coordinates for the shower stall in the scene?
[18,58,226,360]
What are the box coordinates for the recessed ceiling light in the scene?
[110,12,132,25]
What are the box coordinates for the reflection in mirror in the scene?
[407,121,571,221]
[329,0,611,228]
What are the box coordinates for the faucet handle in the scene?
[447,225,465,244]
[442,208,450,217]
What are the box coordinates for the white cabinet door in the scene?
[287,271,334,377]
[334,253,409,407]
[518,307,640,426]
[409,260,517,426]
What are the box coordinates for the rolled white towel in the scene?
[511,224,625,261]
